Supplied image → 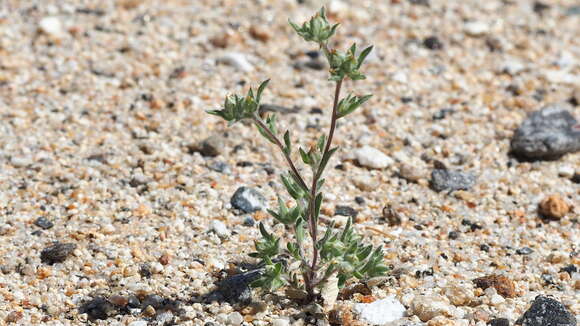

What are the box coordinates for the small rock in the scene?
[192,135,225,157]
[39,17,65,38]
[490,294,506,305]
[516,247,534,255]
[5,311,23,323]
[242,216,255,227]
[515,296,576,326]
[249,25,271,42]
[335,205,358,218]
[109,295,128,307]
[78,297,115,320]
[399,164,424,183]
[464,21,490,36]
[217,52,254,72]
[430,167,476,192]
[382,205,403,226]
[208,161,231,174]
[354,295,406,325]
[34,217,54,230]
[355,146,393,169]
[423,36,443,50]
[538,195,570,220]
[473,274,516,298]
[411,294,452,322]
[510,103,580,160]
[559,264,577,275]
[352,175,378,191]
[129,321,148,326]
[10,156,31,167]
[489,318,510,326]
[448,231,460,240]
[272,318,290,326]
[210,220,231,238]
[40,242,77,265]
[227,312,243,326]
[216,270,262,304]
[230,187,267,213]
[501,60,526,76]
[443,284,473,306]
[558,166,575,178]
[432,108,455,120]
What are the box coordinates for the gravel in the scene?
[0,0,578,324]
[40,242,77,265]
[430,167,477,192]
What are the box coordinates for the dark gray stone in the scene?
[430,168,476,192]
[78,297,115,320]
[489,318,510,326]
[208,161,231,174]
[230,187,266,213]
[515,296,576,326]
[34,217,54,230]
[40,242,76,265]
[216,270,262,305]
[190,135,225,157]
[334,205,358,218]
[510,104,580,160]
[516,247,534,255]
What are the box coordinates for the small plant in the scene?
[208,8,388,302]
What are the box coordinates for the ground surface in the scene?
[0,0,578,325]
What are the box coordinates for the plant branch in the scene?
[306,79,344,293]
[252,116,309,192]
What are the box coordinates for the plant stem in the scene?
[306,79,343,296]
[252,116,309,192]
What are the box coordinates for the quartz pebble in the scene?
[218,52,254,72]
[411,294,452,322]
[211,220,231,238]
[354,296,406,325]
[464,21,490,36]
[355,146,393,169]
[227,311,244,325]
[39,17,64,38]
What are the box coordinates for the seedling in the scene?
[208,8,388,303]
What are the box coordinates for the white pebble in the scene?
[227,312,244,325]
[218,53,254,72]
[355,146,393,169]
[354,295,406,325]
[211,220,231,238]
[464,21,490,36]
[129,321,148,326]
[39,17,65,38]
[558,166,575,178]
[10,156,31,167]
[272,318,290,326]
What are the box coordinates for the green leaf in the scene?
[283,130,291,155]
[317,135,326,153]
[295,218,305,245]
[299,147,312,165]
[317,147,338,176]
[357,45,373,69]
[314,193,323,220]
[256,79,270,103]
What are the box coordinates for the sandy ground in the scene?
[0,0,578,325]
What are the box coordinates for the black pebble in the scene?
[334,205,358,218]
[354,196,365,205]
[516,247,534,255]
[448,231,460,240]
[488,318,510,326]
[40,242,76,265]
[559,264,577,275]
[423,36,444,50]
[34,217,54,230]
[480,244,491,252]
[139,263,152,278]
